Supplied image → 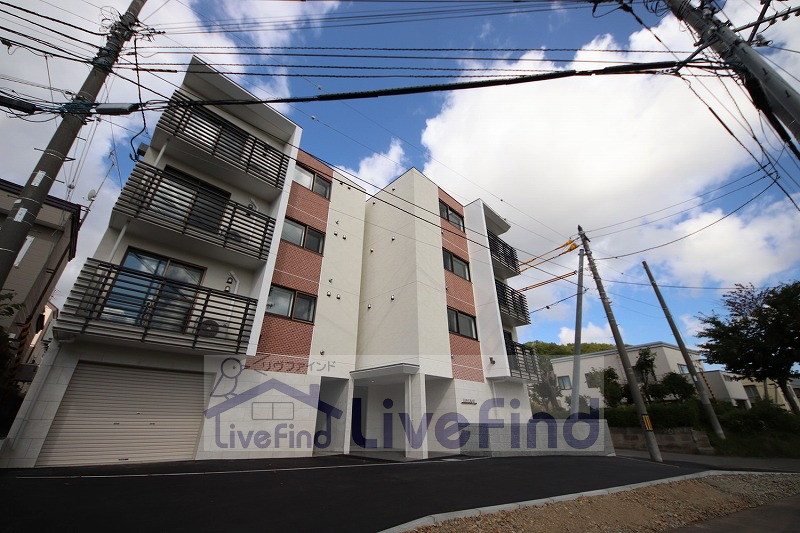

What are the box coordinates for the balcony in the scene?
[488,230,520,278]
[55,259,256,354]
[495,279,530,327]
[155,91,290,193]
[114,162,276,261]
[505,340,540,382]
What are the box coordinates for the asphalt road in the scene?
[1,454,704,532]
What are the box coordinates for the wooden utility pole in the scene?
[0,0,147,290]
[642,261,725,440]
[577,226,662,462]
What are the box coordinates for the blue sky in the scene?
[2,0,800,356]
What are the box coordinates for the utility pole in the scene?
[642,261,725,440]
[0,0,147,290]
[570,248,584,417]
[663,0,800,144]
[577,226,662,462]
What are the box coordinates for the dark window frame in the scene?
[266,285,317,323]
[447,307,478,340]
[102,248,207,331]
[439,201,464,231]
[294,164,332,200]
[442,249,470,281]
[280,218,325,254]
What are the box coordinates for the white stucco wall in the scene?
[308,172,365,379]
[356,169,451,377]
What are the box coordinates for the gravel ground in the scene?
[413,474,800,533]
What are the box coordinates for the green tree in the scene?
[528,340,616,356]
[645,382,668,402]
[661,372,697,402]
[525,348,562,412]
[633,347,657,402]
[585,367,625,408]
[698,282,800,416]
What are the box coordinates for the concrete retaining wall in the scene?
[610,426,714,455]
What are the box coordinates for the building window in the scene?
[266,286,316,322]
[678,364,689,374]
[294,165,331,199]
[439,201,464,231]
[103,249,205,332]
[281,219,325,254]
[442,249,470,280]
[557,376,572,390]
[744,385,761,403]
[447,307,477,339]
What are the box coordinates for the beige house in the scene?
[704,373,800,411]
[0,180,80,384]
[549,342,704,408]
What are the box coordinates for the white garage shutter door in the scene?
[37,363,206,467]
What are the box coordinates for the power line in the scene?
[130,45,694,54]
[589,174,769,238]
[0,1,104,36]
[595,180,776,261]
[131,60,721,110]
[605,279,765,290]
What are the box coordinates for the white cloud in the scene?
[558,321,620,344]
[340,138,408,194]
[679,313,703,338]
[420,1,800,294]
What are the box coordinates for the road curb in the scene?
[377,470,798,533]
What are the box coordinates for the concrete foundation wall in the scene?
[610,426,714,455]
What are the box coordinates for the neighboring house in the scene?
[15,302,58,391]
[0,180,80,383]
[1,57,539,467]
[705,374,800,411]
[700,370,751,408]
[549,342,704,408]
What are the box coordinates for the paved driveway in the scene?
[2,455,704,532]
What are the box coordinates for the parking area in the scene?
[1,454,706,532]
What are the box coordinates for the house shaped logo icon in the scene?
[204,366,343,451]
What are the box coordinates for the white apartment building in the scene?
[0,58,556,468]
[550,342,704,409]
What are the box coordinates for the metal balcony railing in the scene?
[157,91,289,190]
[56,259,256,354]
[488,230,520,276]
[115,162,276,260]
[495,279,531,326]
[505,339,540,382]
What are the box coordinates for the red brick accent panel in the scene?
[297,150,333,180]
[450,333,484,382]
[438,188,470,258]
[272,242,322,295]
[438,188,464,217]
[249,314,312,375]
[444,270,476,316]
[285,182,329,233]
[442,228,469,261]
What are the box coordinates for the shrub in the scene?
[716,401,800,433]
[604,405,639,427]
[661,372,697,401]
[604,401,702,429]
